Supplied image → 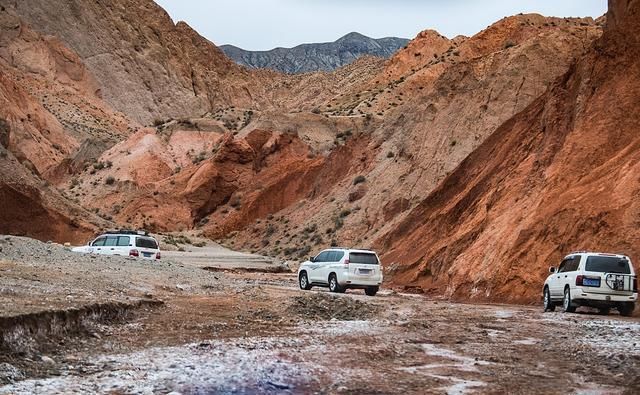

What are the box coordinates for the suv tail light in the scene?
[576,275,584,286]
[343,258,350,268]
[129,249,139,257]
[156,252,161,260]
[634,277,638,292]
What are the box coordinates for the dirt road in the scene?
[1,237,639,394]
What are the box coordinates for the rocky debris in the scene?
[0,236,224,319]
[2,290,639,394]
[286,293,379,321]
[221,32,409,74]
[0,363,24,384]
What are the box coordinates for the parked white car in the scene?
[543,252,637,316]
[72,230,161,260]
[297,248,383,296]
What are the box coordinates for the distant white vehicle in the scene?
[297,248,383,296]
[72,230,161,260]
[543,252,637,316]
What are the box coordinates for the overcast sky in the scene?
[153,0,607,51]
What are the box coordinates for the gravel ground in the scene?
[0,236,262,317]
[1,236,639,394]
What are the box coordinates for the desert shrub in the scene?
[302,223,317,234]
[192,152,207,164]
[504,41,516,49]
[265,224,276,237]
[298,245,311,259]
[105,176,116,185]
[353,175,366,185]
[339,209,351,218]
[229,196,241,208]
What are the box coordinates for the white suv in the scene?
[297,248,383,296]
[72,230,161,260]
[543,252,637,316]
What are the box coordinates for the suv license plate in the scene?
[583,278,601,287]
[143,252,152,258]
[359,269,371,275]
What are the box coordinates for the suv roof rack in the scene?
[329,247,372,251]
[104,229,149,236]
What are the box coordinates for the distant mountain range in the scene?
[221,32,409,74]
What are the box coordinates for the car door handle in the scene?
[110,248,115,250]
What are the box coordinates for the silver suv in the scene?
[297,248,383,296]
[543,252,637,316]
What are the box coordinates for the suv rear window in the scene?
[135,237,158,249]
[585,256,631,274]
[349,252,379,265]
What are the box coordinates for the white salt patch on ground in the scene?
[420,343,491,367]
[513,338,538,345]
[494,310,515,319]
[296,319,379,336]
[397,343,491,394]
[429,374,487,395]
[0,337,313,395]
[578,319,640,356]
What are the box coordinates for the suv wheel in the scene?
[299,271,312,290]
[563,287,577,313]
[543,287,555,312]
[365,286,379,297]
[328,274,344,293]
[619,302,635,317]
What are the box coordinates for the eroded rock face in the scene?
[378,0,640,303]
[0,149,105,244]
[0,6,134,178]
[0,119,9,148]
[221,14,603,260]
[2,0,632,306]
[7,0,271,125]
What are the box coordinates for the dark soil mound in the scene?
[287,293,379,321]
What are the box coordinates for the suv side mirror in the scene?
[309,256,315,263]
[549,267,556,274]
